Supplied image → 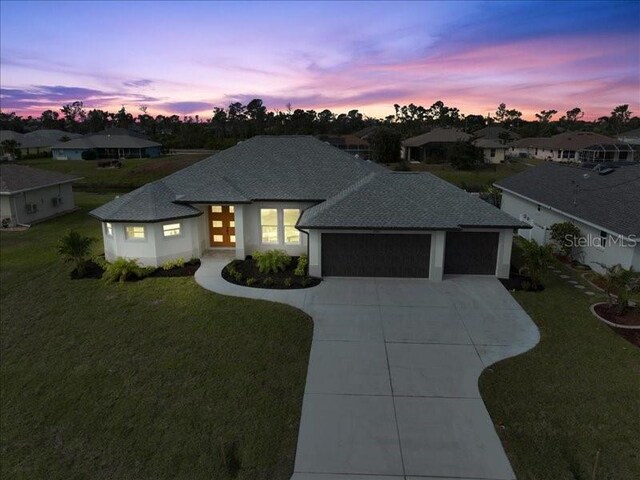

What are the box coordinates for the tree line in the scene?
[0,99,637,151]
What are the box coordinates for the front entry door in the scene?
[209,205,235,247]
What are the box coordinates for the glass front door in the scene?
[209,205,235,247]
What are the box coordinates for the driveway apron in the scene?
[195,253,540,480]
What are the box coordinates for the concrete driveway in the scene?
[195,253,539,480]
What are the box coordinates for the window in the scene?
[105,222,113,236]
[283,209,301,244]
[490,148,496,158]
[537,205,541,212]
[261,209,278,244]
[163,223,181,237]
[211,205,222,213]
[125,225,145,240]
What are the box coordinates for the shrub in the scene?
[102,257,153,284]
[448,141,484,170]
[57,230,97,277]
[294,254,308,276]
[595,264,640,314]
[283,277,293,288]
[263,277,274,287]
[549,222,581,258]
[81,149,97,160]
[253,249,291,274]
[162,257,185,271]
[301,277,313,287]
[394,161,411,172]
[233,271,243,282]
[517,238,555,289]
[246,277,257,286]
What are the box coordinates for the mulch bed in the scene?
[594,303,640,348]
[70,259,201,280]
[222,257,321,289]
[500,272,544,292]
[71,260,105,280]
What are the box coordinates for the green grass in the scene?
[389,158,544,190]
[0,193,313,480]
[479,249,640,479]
[22,154,211,192]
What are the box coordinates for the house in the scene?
[90,136,526,280]
[617,127,640,145]
[509,131,634,162]
[317,134,370,158]
[401,128,472,162]
[473,125,521,143]
[472,138,508,164]
[0,129,83,158]
[496,163,640,273]
[51,128,162,160]
[0,164,81,227]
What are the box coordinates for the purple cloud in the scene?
[123,79,153,88]
[159,101,213,114]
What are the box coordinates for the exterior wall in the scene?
[103,216,204,267]
[146,146,162,157]
[5,183,75,226]
[501,191,638,272]
[240,201,315,257]
[0,196,15,225]
[483,147,506,164]
[53,148,85,160]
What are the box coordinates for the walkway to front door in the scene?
[208,205,235,247]
[194,253,540,480]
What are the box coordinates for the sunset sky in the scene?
[1,0,638,120]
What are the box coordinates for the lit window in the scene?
[261,209,278,244]
[229,220,235,227]
[283,209,301,244]
[213,234,223,242]
[211,205,222,213]
[125,226,145,240]
[105,222,113,236]
[212,220,223,227]
[163,223,181,237]
[230,235,236,243]
[229,206,235,213]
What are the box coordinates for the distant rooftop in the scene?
[0,164,81,194]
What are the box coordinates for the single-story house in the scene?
[473,125,521,143]
[509,131,634,162]
[0,164,81,227]
[472,138,508,164]
[401,128,472,162]
[52,128,162,160]
[496,163,640,273]
[317,134,370,159]
[617,128,640,145]
[0,129,83,157]
[90,136,527,280]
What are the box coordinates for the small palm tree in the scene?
[596,264,640,314]
[57,231,96,277]
[518,238,555,289]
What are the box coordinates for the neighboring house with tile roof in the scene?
[496,162,640,273]
[90,136,526,279]
[52,129,162,160]
[509,131,635,162]
[0,129,82,157]
[401,128,473,163]
[0,164,81,227]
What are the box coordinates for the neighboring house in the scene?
[496,163,640,273]
[90,136,526,280]
[401,128,472,162]
[473,125,521,142]
[509,131,634,162]
[0,164,81,227]
[317,134,370,159]
[0,129,83,157]
[472,138,507,164]
[617,127,640,145]
[52,128,162,160]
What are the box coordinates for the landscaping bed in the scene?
[71,258,201,280]
[222,256,321,289]
[500,272,544,292]
[592,303,640,348]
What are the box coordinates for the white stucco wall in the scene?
[483,147,506,164]
[2,183,75,226]
[102,216,204,267]
[501,191,638,272]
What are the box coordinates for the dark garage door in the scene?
[322,233,431,277]
[444,232,499,275]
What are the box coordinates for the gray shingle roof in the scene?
[91,136,385,222]
[89,181,201,222]
[52,132,161,150]
[402,128,472,147]
[298,172,527,230]
[495,163,640,237]
[0,164,81,194]
[473,126,521,141]
[511,132,618,150]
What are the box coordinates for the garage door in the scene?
[322,233,431,277]
[444,232,499,275]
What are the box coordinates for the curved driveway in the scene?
[195,252,539,480]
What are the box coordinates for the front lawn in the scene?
[21,153,212,192]
[479,248,640,479]
[0,193,313,479]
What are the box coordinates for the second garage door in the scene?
[322,233,431,277]
[444,232,499,275]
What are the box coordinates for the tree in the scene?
[368,127,401,163]
[535,109,558,123]
[57,231,96,277]
[114,106,133,128]
[39,110,62,129]
[86,109,109,132]
[609,104,632,133]
[549,222,581,259]
[494,103,522,128]
[565,107,583,122]
[61,101,86,131]
[595,264,640,314]
[447,141,484,170]
[518,238,555,289]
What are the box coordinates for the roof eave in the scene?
[88,211,203,223]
